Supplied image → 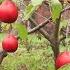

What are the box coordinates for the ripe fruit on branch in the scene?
[2,35,18,52]
[55,52,70,69]
[0,0,18,23]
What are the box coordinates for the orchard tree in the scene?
[0,0,70,70]
[23,0,70,70]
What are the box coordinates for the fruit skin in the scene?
[2,35,18,52]
[55,52,70,68]
[0,0,18,23]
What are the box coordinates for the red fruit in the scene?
[55,52,70,68]
[0,0,18,23]
[2,35,18,52]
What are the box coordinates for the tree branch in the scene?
[53,5,70,43]
[0,50,7,64]
[29,17,51,42]
[61,6,70,14]
[54,19,60,41]
[55,6,70,43]
[28,17,51,34]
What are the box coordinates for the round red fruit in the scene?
[0,0,18,23]
[55,52,70,68]
[2,35,18,52]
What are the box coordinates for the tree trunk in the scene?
[51,41,60,70]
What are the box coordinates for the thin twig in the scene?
[28,17,51,34]
[53,5,70,43]
[59,6,70,42]
[61,6,70,14]
[29,17,55,47]
[29,18,50,39]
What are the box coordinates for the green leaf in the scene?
[31,0,43,6]
[51,0,62,21]
[13,23,28,40]
[23,3,36,20]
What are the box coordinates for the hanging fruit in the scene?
[0,0,18,23]
[55,52,70,68]
[2,35,18,52]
